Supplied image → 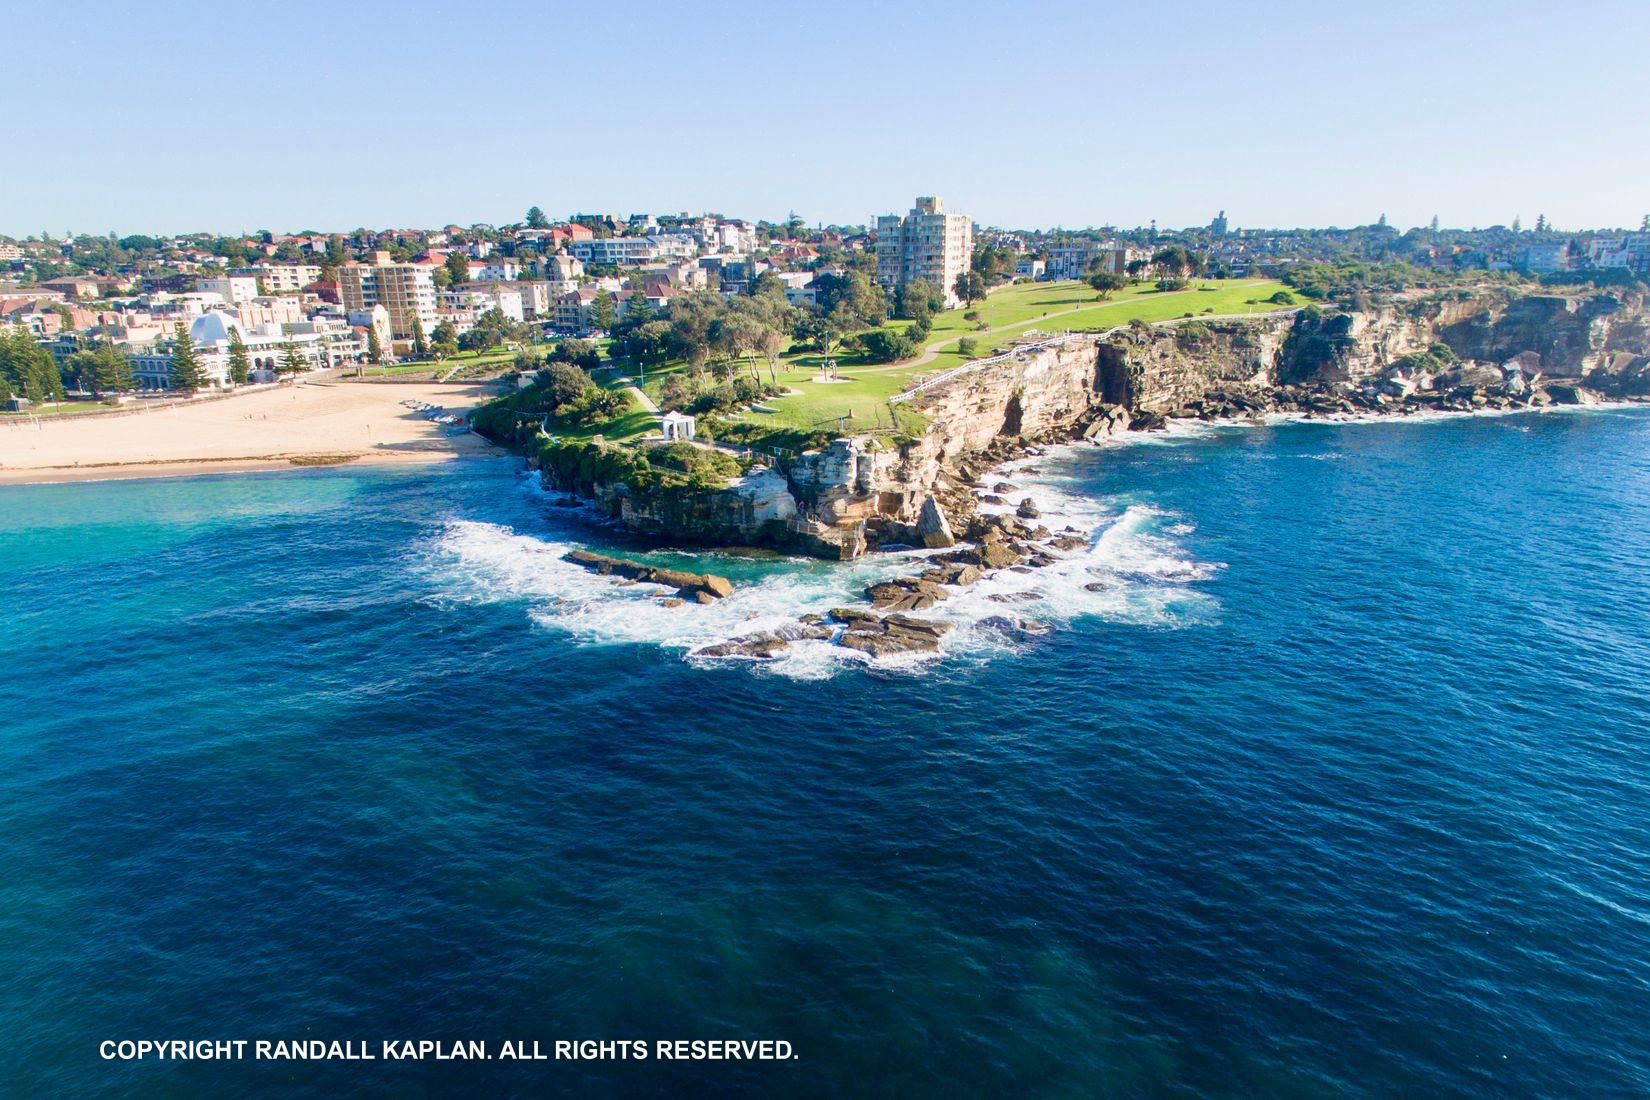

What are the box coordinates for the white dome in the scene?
[189,310,241,346]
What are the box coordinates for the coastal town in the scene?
[3,199,1648,486]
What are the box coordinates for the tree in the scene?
[1535,214,1549,233]
[444,251,471,287]
[589,290,617,332]
[430,320,458,361]
[953,270,987,307]
[534,360,595,410]
[1087,270,1129,299]
[525,206,549,229]
[0,326,66,403]
[366,326,384,364]
[859,328,919,363]
[168,322,207,393]
[410,315,428,358]
[957,337,979,358]
[227,328,251,384]
[69,344,132,395]
[1430,215,1441,232]
[896,278,942,321]
[280,341,307,376]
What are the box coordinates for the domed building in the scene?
[130,308,335,391]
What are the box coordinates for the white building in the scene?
[198,272,260,304]
[661,411,696,441]
[247,263,322,293]
[569,237,659,265]
[468,259,522,282]
[128,310,335,391]
[875,196,974,308]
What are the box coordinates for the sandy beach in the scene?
[0,378,500,485]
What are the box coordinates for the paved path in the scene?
[613,376,661,416]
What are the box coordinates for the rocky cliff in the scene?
[537,287,1650,558]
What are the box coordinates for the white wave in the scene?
[421,448,1222,676]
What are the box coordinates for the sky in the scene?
[5,0,1649,237]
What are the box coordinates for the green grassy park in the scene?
[721,278,1297,441]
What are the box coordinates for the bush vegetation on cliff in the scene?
[535,436,743,496]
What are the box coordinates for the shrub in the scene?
[957,337,979,358]
[860,329,919,363]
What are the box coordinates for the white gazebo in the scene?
[661,410,697,442]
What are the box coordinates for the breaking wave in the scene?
[419,451,1220,677]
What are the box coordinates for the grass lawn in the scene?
[541,374,657,443]
[733,278,1297,439]
[0,401,120,419]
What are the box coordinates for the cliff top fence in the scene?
[888,310,1302,406]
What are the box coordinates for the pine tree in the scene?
[1535,214,1549,233]
[96,345,134,394]
[169,321,207,393]
[280,341,306,375]
[367,326,384,364]
[410,315,427,358]
[1641,214,1648,232]
[2,325,66,403]
[227,328,251,385]
[1430,215,1440,232]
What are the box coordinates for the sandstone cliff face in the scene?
[546,288,1650,558]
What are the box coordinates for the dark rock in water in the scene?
[837,620,943,656]
[988,592,1040,603]
[1543,383,1599,406]
[977,615,1052,639]
[883,613,954,639]
[828,607,883,629]
[564,550,734,600]
[698,574,735,599]
[661,597,685,608]
[1083,581,1110,593]
[773,622,834,641]
[1009,566,1034,574]
[1016,498,1040,519]
[552,496,582,507]
[865,578,948,612]
[1050,535,1089,552]
[799,613,826,624]
[994,482,1018,493]
[696,635,789,660]
[979,494,1008,506]
[932,563,983,587]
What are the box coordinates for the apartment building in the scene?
[875,196,973,307]
[569,237,659,265]
[248,263,322,293]
[337,252,438,344]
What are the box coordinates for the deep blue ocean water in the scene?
[3,408,1650,1098]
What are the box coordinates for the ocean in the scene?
[3,407,1649,1097]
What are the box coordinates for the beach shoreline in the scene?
[0,378,499,487]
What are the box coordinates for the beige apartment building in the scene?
[337,252,438,345]
[876,196,974,308]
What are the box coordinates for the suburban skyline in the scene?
[7,0,1650,236]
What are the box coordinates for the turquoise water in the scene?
[3,409,1650,1096]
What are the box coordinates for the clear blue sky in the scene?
[6,0,1648,236]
